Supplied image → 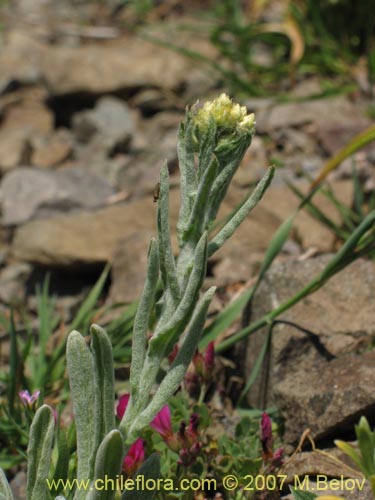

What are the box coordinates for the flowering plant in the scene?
[0,94,274,500]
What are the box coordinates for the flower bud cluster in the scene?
[193,93,255,136]
[185,342,215,397]
[260,412,284,466]
[116,394,204,470]
[176,413,202,466]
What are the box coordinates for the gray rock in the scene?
[255,96,371,133]
[0,25,216,96]
[232,136,268,188]
[317,123,375,156]
[76,152,131,190]
[226,179,353,255]
[11,190,180,266]
[114,111,181,195]
[116,148,178,197]
[31,128,73,168]
[130,88,178,114]
[275,349,375,444]
[245,256,375,410]
[110,230,154,303]
[0,88,54,172]
[10,470,26,500]
[41,34,208,95]
[72,96,134,153]
[0,31,42,93]
[0,89,54,136]
[0,263,32,305]
[0,128,31,173]
[243,256,375,442]
[1,167,114,226]
[281,445,372,500]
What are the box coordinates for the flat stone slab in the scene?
[275,349,375,444]
[1,167,114,226]
[245,256,375,410]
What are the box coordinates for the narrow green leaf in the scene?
[171,286,216,367]
[200,286,253,348]
[130,238,159,393]
[320,211,375,281]
[312,123,375,187]
[157,163,181,304]
[287,182,348,239]
[0,468,13,500]
[70,264,111,332]
[258,211,295,281]
[51,428,69,497]
[177,120,197,246]
[335,440,364,472]
[186,155,218,237]
[7,312,17,417]
[48,264,111,377]
[239,324,272,403]
[132,287,215,439]
[27,405,55,500]
[37,274,56,354]
[206,137,250,225]
[149,232,208,355]
[319,182,357,230]
[123,234,209,436]
[196,116,217,182]
[90,325,116,439]
[217,211,375,353]
[352,164,364,220]
[355,417,375,476]
[208,166,275,256]
[86,430,124,500]
[289,488,317,500]
[204,207,295,350]
[67,331,96,498]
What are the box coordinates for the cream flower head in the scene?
[193,93,255,134]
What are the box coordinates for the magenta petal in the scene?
[129,438,145,462]
[273,447,284,460]
[261,412,272,443]
[116,393,130,420]
[123,438,145,476]
[151,405,172,437]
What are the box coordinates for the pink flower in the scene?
[273,447,284,461]
[260,412,273,461]
[116,393,130,420]
[123,438,145,477]
[151,405,173,438]
[261,412,272,443]
[260,413,283,465]
[151,405,179,451]
[19,390,40,408]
